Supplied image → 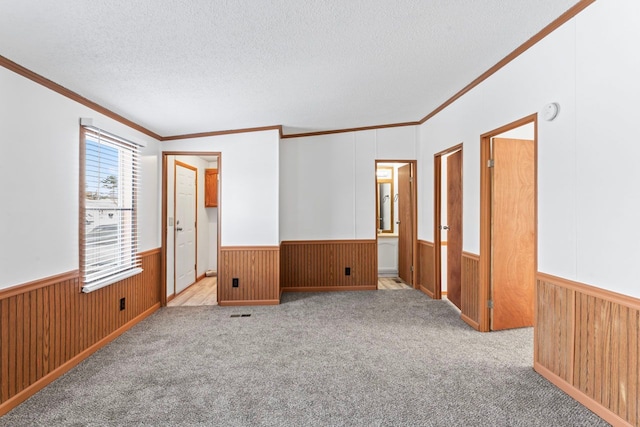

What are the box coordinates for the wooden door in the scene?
[398,164,413,285]
[491,138,535,330]
[175,162,197,295]
[446,150,462,309]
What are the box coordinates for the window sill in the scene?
[82,267,143,293]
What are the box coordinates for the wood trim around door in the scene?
[161,151,222,307]
[374,160,418,288]
[433,144,463,300]
[479,114,537,332]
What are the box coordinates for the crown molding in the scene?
[0,0,595,141]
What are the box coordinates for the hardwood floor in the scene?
[167,276,218,306]
[378,277,412,290]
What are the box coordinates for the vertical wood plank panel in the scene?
[62,283,69,364]
[53,285,61,370]
[8,297,17,398]
[218,247,280,304]
[417,241,435,296]
[15,294,23,395]
[29,290,37,385]
[35,288,43,381]
[461,252,480,326]
[629,309,639,425]
[44,286,52,376]
[536,273,640,426]
[70,278,77,360]
[0,250,161,410]
[23,292,33,390]
[1,298,9,402]
[280,240,377,291]
[535,278,574,383]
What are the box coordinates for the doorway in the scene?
[162,152,221,307]
[375,160,417,289]
[479,116,537,331]
[434,144,463,307]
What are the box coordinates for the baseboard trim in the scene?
[0,302,160,417]
[219,299,280,306]
[167,293,176,303]
[420,285,435,298]
[282,286,377,293]
[461,313,480,331]
[534,362,630,427]
[196,273,206,282]
[377,268,398,277]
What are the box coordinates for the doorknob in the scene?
[442,225,449,230]
[176,227,183,232]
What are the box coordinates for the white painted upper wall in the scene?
[495,122,534,140]
[280,126,417,241]
[0,67,160,289]
[161,130,279,247]
[418,0,640,298]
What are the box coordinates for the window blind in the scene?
[81,127,142,292]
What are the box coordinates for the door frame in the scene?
[161,151,222,307]
[374,160,418,288]
[433,143,463,300]
[173,160,198,295]
[479,114,537,332]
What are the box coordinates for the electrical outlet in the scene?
[345,267,351,276]
[119,297,125,311]
[232,278,239,288]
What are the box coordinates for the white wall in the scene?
[417,0,640,298]
[280,126,417,241]
[495,122,534,140]
[0,66,160,290]
[161,130,279,246]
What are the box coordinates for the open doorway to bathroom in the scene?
[375,160,417,290]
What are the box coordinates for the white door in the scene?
[175,163,197,294]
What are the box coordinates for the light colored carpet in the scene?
[1,290,608,426]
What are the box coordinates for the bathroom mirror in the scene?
[376,167,394,234]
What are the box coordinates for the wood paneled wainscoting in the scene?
[460,252,480,330]
[0,249,161,416]
[218,246,280,306]
[417,240,436,297]
[280,240,376,292]
[535,273,640,426]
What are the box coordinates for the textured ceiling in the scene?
[0,0,581,137]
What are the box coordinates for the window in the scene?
[80,126,142,292]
